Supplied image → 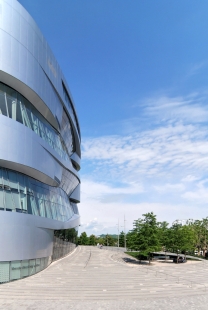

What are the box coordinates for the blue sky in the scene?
[18,0,208,235]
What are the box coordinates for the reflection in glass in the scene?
[0,256,54,284]
[10,261,21,281]
[35,259,41,273]
[0,262,10,283]
[29,260,36,276]
[0,167,79,222]
[62,82,80,138]
[21,260,29,278]
[0,82,74,161]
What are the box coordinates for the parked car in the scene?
[173,256,186,263]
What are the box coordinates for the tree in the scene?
[103,234,116,246]
[65,228,78,243]
[165,224,182,253]
[129,212,161,263]
[192,218,208,256]
[201,217,208,256]
[88,234,97,245]
[119,231,125,247]
[78,232,88,245]
[54,228,78,243]
[180,224,195,256]
[157,221,169,249]
[165,223,195,261]
[97,237,105,245]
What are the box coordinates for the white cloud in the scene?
[81,179,143,201]
[181,175,200,183]
[82,122,208,184]
[186,61,208,77]
[79,93,208,235]
[154,183,185,192]
[142,93,208,123]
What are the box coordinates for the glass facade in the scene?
[62,82,80,138]
[0,82,74,161]
[59,168,79,196]
[0,167,79,222]
[0,0,81,288]
[0,256,52,284]
[61,109,74,157]
[71,202,79,215]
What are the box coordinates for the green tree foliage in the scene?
[65,215,208,259]
[119,231,125,247]
[88,234,97,245]
[97,237,105,245]
[54,228,78,243]
[165,223,195,255]
[127,214,208,259]
[157,221,169,248]
[128,212,161,261]
[103,234,116,246]
[78,232,88,245]
[191,218,208,255]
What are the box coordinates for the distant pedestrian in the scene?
[97,243,99,248]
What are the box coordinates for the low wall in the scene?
[99,246,127,252]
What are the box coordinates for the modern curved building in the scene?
[0,0,81,283]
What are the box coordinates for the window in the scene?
[62,82,80,137]
[0,167,78,222]
[0,82,73,161]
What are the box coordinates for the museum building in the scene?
[0,0,81,283]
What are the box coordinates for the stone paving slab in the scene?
[0,246,208,309]
[0,296,208,310]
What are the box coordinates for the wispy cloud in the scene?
[186,61,208,77]
[82,123,208,183]
[79,93,208,234]
[141,93,208,124]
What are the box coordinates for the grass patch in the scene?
[125,252,139,259]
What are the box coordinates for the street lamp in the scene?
[116,220,120,248]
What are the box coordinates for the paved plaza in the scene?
[0,246,208,309]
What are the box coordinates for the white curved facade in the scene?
[0,0,81,283]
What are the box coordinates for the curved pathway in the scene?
[0,246,208,309]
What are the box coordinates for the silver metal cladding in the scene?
[0,0,81,282]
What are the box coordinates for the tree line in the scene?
[78,212,208,258]
[77,232,122,246]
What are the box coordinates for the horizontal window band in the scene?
[0,82,74,162]
[0,167,79,222]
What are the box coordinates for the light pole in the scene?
[117,219,120,248]
[124,214,126,249]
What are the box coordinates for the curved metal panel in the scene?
[0,0,80,139]
[0,115,80,185]
[70,184,81,203]
[0,0,81,271]
[0,211,80,261]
